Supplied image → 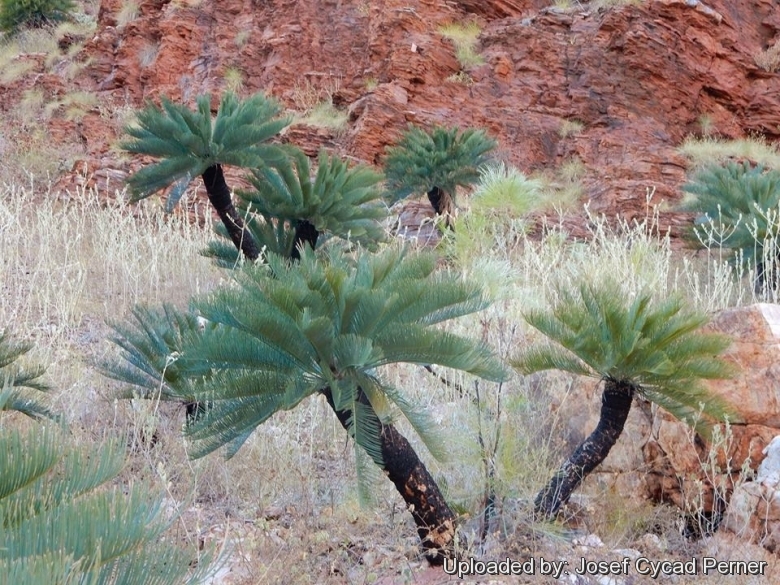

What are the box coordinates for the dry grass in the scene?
[558,119,584,138]
[754,40,780,73]
[438,21,484,69]
[223,66,245,93]
[2,169,778,582]
[678,136,780,170]
[288,78,348,135]
[117,1,140,28]
[553,0,642,10]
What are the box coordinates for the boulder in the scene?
[721,436,780,552]
[641,304,780,515]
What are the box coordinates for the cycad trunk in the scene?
[426,186,455,230]
[290,220,319,261]
[534,378,636,519]
[202,164,260,261]
[237,218,457,563]
[322,387,456,564]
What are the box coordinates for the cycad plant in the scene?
[102,246,507,562]
[0,0,74,33]
[204,147,387,266]
[680,161,780,295]
[0,331,58,422]
[121,92,290,260]
[383,125,496,227]
[0,429,217,585]
[513,280,736,519]
[117,93,505,563]
[0,335,215,585]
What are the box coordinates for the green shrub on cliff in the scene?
[0,0,75,33]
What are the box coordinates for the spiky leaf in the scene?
[104,246,508,486]
[513,280,737,431]
[121,92,291,204]
[384,125,497,203]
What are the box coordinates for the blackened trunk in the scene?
[211,211,456,563]
[290,219,319,260]
[321,387,456,565]
[202,164,260,261]
[426,186,455,230]
[534,378,635,519]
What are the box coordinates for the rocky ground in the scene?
[3,0,780,583]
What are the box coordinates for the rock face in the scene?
[643,304,780,515]
[545,304,780,552]
[722,435,780,552]
[41,0,777,236]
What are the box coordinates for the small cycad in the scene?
[680,161,780,296]
[383,125,496,227]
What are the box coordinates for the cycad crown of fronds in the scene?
[0,0,74,33]
[98,305,211,406]
[383,125,497,203]
[680,161,780,264]
[121,91,291,203]
[0,331,57,422]
[205,147,388,263]
[105,246,507,468]
[0,428,214,584]
[513,281,736,434]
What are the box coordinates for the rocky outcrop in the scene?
[641,305,780,519]
[542,303,780,552]
[722,435,780,552]
[37,0,777,238]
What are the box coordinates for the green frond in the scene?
[679,161,780,266]
[105,245,503,476]
[374,325,507,382]
[1,437,125,529]
[0,331,47,391]
[514,278,735,425]
[0,387,59,423]
[642,386,738,439]
[384,124,497,203]
[122,92,291,204]
[512,344,593,377]
[0,332,56,422]
[360,372,449,463]
[183,394,279,453]
[353,446,385,508]
[195,287,320,374]
[125,156,203,202]
[99,305,209,405]
[0,427,60,501]
[237,147,387,248]
[336,380,383,468]
[0,427,214,585]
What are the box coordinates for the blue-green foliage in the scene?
[383,125,497,203]
[203,147,388,265]
[513,280,736,436]
[0,428,216,584]
[103,247,507,472]
[0,331,58,422]
[680,161,780,268]
[1,334,216,584]
[121,92,290,205]
[0,0,74,33]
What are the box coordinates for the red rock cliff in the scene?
[68,0,780,232]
